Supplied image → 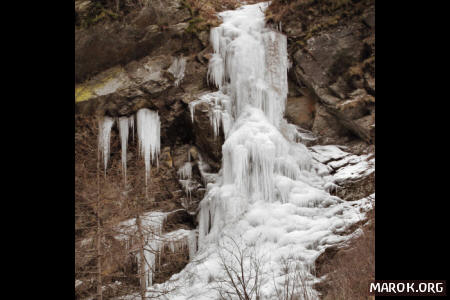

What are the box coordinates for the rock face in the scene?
[75,2,217,295]
[285,95,316,130]
[188,100,224,170]
[75,51,222,167]
[268,0,375,144]
[75,0,196,83]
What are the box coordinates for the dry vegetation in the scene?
[266,0,374,51]
[213,236,266,300]
[75,115,192,299]
[267,0,371,23]
[314,207,375,300]
[75,0,144,28]
[75,0,263,30]
[181,0,265,34]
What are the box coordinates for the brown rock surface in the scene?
[285,95,316,130]
[75,0,197,83]
[268,0,375,144]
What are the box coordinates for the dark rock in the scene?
[362,10,375,29]
[190,101,224,169]
[312,103,352,144]
[285,95,316,130]
[75,1,195,83]
[164,210,196,232]
[315,245,340,277]
[283,1,375,144]
[336,172,375,201]
[172,144,192,169]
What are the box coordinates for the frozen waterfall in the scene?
[194,2,332,244]
[154,3,374,300]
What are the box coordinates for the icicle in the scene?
[168,56,187,87]
[197,152,217,186]
[137,108,161,186]
[178,161,198,206]
[124,211,168,288]
[160,229,198,261]
[189,91,233,139]
[129,115,135,142]
[98,116,115,175]
[178,162,192,180]
[179,179,201,205]
[207,53,225,89]
[118,117,129,184]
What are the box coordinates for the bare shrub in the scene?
[272,256,315,300]
[75,115,190,299]
[214,236,266,300]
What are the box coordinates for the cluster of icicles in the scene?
[115,211,197,287]
[98,108,160,186]
[98,108,199,287]
[176,151,215,209]
[98,108,162,287]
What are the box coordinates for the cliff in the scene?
[75,1,375,298]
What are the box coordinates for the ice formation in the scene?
[129,115,135,142]
[163,229,198,262]
[116,211,167,287]
[137,108,161,186]
[177,162,198,206]
[168,56,186,87]
[192,2,332,243]
[197,152,218,186]
[207,5,288,128]
[118,117,130,183]
[189,91,233,139]
[115,211,197,288]
[177,162,192,180]
[98,116,115,174]
[149,3,375,299]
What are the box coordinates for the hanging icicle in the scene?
[129,115,135,142]
[137,108,161,186]
[168,56,187,87]
[98,116,115,175]
[119,117,130,184]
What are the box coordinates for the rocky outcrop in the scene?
[268,0,375,144]
[186,99,224,170]
[285,95,316,130]
[75,0,198,83]
[309,144,375,200]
